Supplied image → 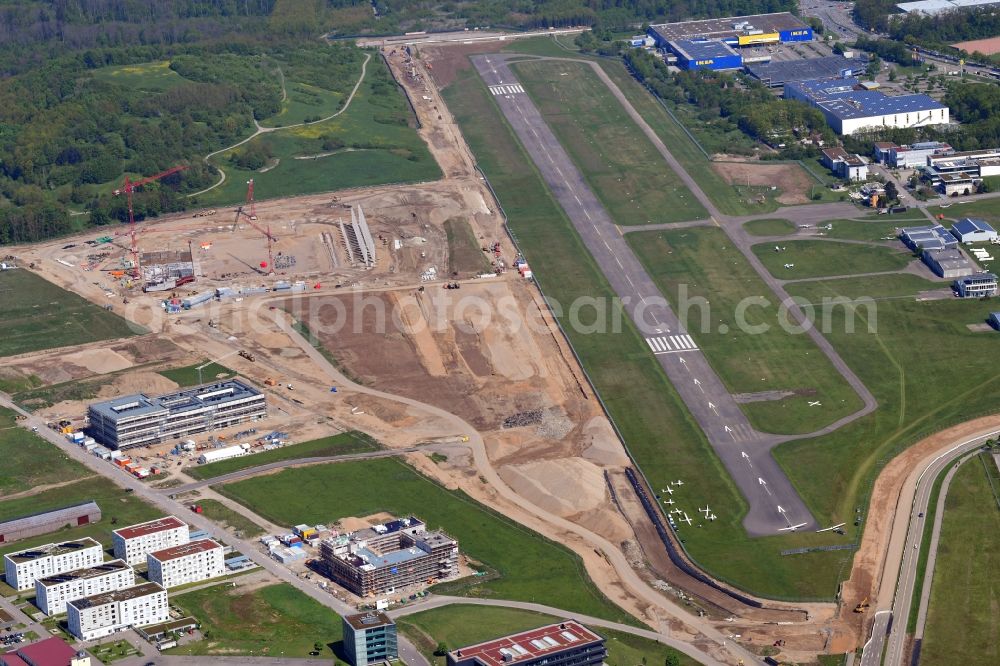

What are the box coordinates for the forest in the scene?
[852,0,1000,50]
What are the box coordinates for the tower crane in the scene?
[245,179,258,220]
[232,205,277,274]
[113,165,189,277]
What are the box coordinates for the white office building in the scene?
[3,539,104,591]
[35,559,135,616]
[113,516,189,566]
[67,582,169,641]
[147,539,225,588]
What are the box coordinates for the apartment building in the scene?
[113,516,189,566]
[87,380,266,450]
[3,539,104,591]
[321,517,458,597]
[35,559,135,616]
[147,539,225,588]
[67,582,169,641]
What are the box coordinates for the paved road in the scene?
[0,394,432,666]
[169,448,419,493]
[473,53,826,535]
[859,430,999,666]
[391,595,725,666]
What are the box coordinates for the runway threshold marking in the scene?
[645,335,697,354]
[489,84,525,95]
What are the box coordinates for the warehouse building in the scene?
[446,621,607,666]
[320,517,458,597]
[0,501,101,545]
[954,272,998,298]
[35,559,135,616]
[897,0,1000,15]
[989,312,1000,329]
[951,217,997,245]
[667,39,742,71]
[67,582,169,641]
[785,77,949,135]
[901,224,959,251]
[147,539,225,588]
[924,248,975,278]
[648,13,812,48]
[344,612,398,666]
[113,516,189,566]
[4,539,104,592]
[88,379,266,450]
[197,443,250,465]
[747,55,865,87]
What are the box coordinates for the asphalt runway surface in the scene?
[472,54,816,535]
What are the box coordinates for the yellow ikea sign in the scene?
[738,32,779,46]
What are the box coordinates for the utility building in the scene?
[923,248,975,278]
[320,517,458,597]
[0,502,101,545]
[446,621,607,666]
[147,539,225,588]
[344,612,399,666]
[66,582,169,641]
[3,539,104,591]
[113,516,189,566]
[35,559,135,616]
[87,379,266,450]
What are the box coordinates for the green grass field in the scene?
[220,458,631,621]
[0,426,92,496]
[263,81,343,127]
[920,457,1000,665]
[744,218,797,236]
[91,60,186,92]
[196,499,265,538]
[511,59,707,225]
[193,55,439,208]
[929,199,1000,224]
[627,227,863,434]
[443,57,860,600]
[13,374,117,411]
[158,362,235,388]
[444,218,491,276]
[167,583,341,658]
[822,218,912,243]
[398,605,699,666]
[753,240,913,279]
[0,270,139,358]
[777,279,1000,531]
[186,431,379,480]
[0,407,15,429]
[0,477,162,558]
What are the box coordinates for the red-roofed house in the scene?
[446,622,606,666]
[1,636,87,666]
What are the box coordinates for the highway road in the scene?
[471,52,880,535]
[859,429,999,666]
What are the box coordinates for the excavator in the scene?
[854,597,870,613]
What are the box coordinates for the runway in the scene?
[471,54,816,535]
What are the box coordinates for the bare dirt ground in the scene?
[712,160,814,205]
[952,36,1000,55]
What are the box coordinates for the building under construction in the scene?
[141,248,195,292]
[320,517,458,596]
[339,205,377,268]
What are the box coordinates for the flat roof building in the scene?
[951,218,998,244]
[113,516,189,566]
[320,516,458,597]
[989,312,1000,329]
[785,77,949,135]
[897,0,1000,15]
[747,55,866,87]
[821,147,868,181]
[887,141,953,168]
[344,612,398,666]
[67,582,169,641]
[446,621,607,666]
[667,39,742,71]
[954,272,998,298]
[648,13,811,46]
[147,539,225,589]
[901,224,959,251]
[0,502,101,546]
[924,248,975,278]
[88,379,266,450]
[4,539,104,591]
[35,559,135,616]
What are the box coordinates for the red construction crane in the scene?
[113,165,189,276]
[233,205,277,273]
[245,179,258,220]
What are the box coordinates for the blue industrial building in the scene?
[669,39,743,71]
[648,13,812,50]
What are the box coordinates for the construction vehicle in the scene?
[854,597,870,613]
[238,350,256,362]
[264,378,277,386]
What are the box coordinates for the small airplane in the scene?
[681,513,693,526]
[671,508,683,515]
[774,245,781,252]
[784,263,795,269]
[700,506,711,518]
[808,400,822,407]
[673,479,684,486]
[662,486,674,495]
[708,513,717,521]
[663,498,675,506]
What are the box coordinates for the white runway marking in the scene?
[490,84,525,95]
[645,335,698,354]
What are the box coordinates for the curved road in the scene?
[860,428,999,666]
